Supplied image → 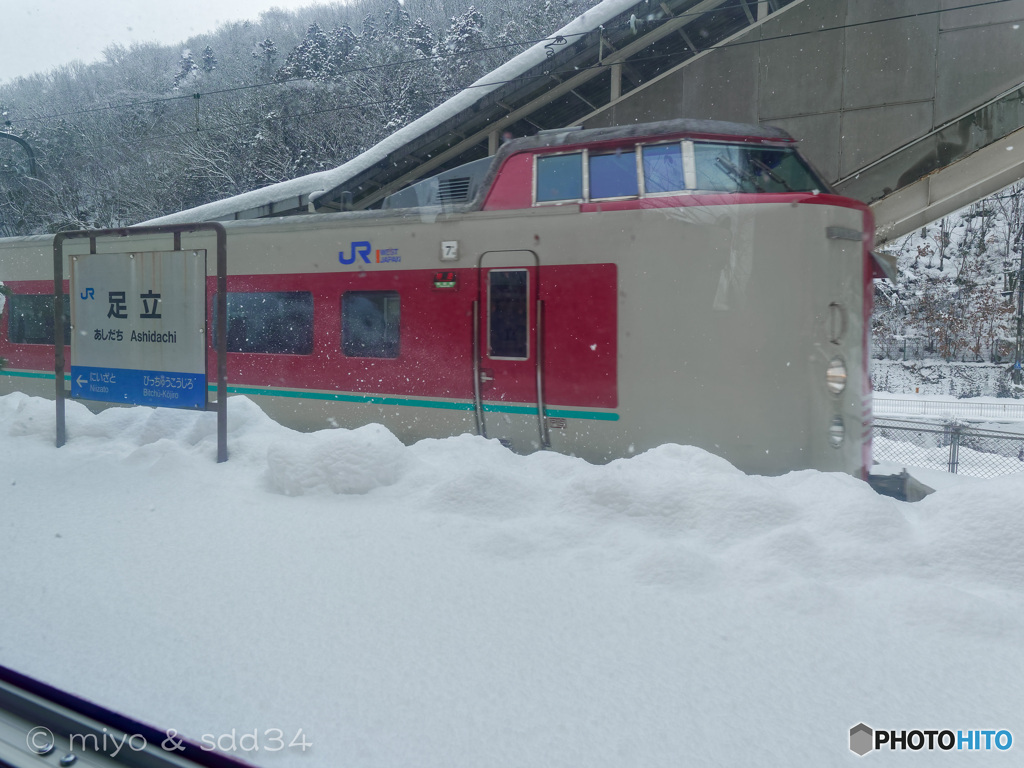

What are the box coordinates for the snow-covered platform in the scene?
[1,393,1023,767]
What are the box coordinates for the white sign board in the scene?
[70,250,207,409]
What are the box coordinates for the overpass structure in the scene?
[151,0,1024,244]
[579,0,1024,243]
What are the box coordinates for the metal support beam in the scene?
[661,2,699,52]
[571,88,599,111]
[678,27,699,53]
[739,0,756,24]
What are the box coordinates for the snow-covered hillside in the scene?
[874,184,1024,378]
[2,393,1023,766]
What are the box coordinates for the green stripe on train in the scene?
[0,371,618,422]
[215,384,620,422]
[1,370,65,381]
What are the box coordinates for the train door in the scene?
[474,250,549,451]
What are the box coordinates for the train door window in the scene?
[5,294,70,345]
[488,270,528,359]
[213,291,314,354]
[642,143,687,194]
[535,152,583,203]
[589,150,638,199]
[341,291,400,358]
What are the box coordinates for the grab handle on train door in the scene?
[472,299,486,438]
[479,370,495,383]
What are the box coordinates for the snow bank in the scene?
[1,393,1023,766]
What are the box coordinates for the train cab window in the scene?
[341,291,400,358]
[588,151,638,199]
[746,147,824,192]
[535,152,583,202]
[693,143,823,193]
[214,291,314,355]
[5,294,70,345]
[488,270,528,359]
[694,144,754,191]
[642,143,687,193]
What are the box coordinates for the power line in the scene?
[76,0,1022,152]
[4,0,1016,131]
[5,0,767,125]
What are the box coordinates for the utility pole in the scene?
[1014,253,1024,384]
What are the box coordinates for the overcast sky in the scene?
[0,0,329,84]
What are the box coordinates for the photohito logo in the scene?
[850,723,1013,756]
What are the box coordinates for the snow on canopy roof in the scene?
[143,0,645,226]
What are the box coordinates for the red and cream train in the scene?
[0,119,879,476]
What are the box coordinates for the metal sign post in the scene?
[53,223,228,462]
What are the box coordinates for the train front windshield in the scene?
[693,143,826,194]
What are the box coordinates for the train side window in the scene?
[213,291,314,354]
[589,151,638,199]
[488,270,528,359]
[341,291,400,358]
[5,294,70,345]
[535,152,583,203]
[642,143,686,193]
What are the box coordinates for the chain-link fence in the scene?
[873,397,1024,419]
[873,418,1024,478]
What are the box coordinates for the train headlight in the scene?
[826,356,847,395]
[828,416,845,448]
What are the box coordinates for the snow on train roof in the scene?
[142,0,659,227]
[500,119,794,151]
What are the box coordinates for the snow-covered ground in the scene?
[2,392,1024,766]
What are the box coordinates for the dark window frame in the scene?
[588,149,640,201]
[5,293,70,346]
[641,141,688,196]
[213,291,315,356]
[341,290,401,359]
[534,151,585,204]
[487,269,530,361]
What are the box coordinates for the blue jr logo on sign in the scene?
[339,241,372,265]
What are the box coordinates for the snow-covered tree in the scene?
[201,46,218,73]
[172,49,198,89]
[441,6,487,82]
[277,23,334,81]
[253,38,279,78]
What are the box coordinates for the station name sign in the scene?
[70,250,207,409]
